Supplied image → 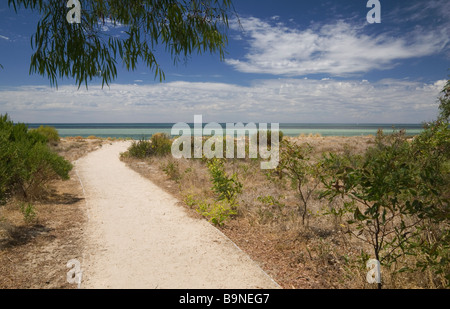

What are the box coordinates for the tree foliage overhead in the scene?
[438,78,450,121]
[7,0,235,88]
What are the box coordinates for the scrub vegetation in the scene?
[122,80,449,289]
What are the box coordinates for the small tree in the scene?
[278,140,321,225]
[206,158,242,205]
[320,130,440,288]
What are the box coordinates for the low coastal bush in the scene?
[206,158,242,205]
[319,113,449,288]
[127,139,153,158]
[0,114,72,204]
[127,133,172,158]
[150,133,172,156]
[162,160,182,183]
[198,199,237,226]
[30,125,60,145]
[184,194,237,226]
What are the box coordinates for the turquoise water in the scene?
[27,123,424,139]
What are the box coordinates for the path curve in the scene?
[74,141,280,289]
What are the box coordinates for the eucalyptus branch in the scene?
[8,0,236,87]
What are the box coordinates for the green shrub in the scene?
[320,129,449,288]
[407,115,449,286]
[0,131,16,203]
[206,158,242,205]
[183,194,197,209]
[150,133,172,156]
[162,160,182,182]
[22,142,72,199]
[278,140,321,225]
[127,133,172,158]
[186,194,237,226]
[30,125,60,144]
[128,139,153,158]
[20,202,37,223]
[0,114,72,203]
[200,199,237,226]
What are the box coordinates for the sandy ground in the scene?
[74,141,280,289]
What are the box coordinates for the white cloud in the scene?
[226,17,449,76]
[0,79,445,123]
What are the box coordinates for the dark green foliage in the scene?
[406,109,449,285]
[150,133,172,156]
[0,114,72,204]
[7,0,234,88]
[30,125,61,144]
[320,124,449,287]
[127,133,173,158]
[438,79,450,121]
[127,139,153,159]
[317,80,450,286]
[322,133,422,245]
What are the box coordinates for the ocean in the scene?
[26,123,424,139]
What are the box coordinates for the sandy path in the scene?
[74,141,280,289]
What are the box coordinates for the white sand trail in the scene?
[74,141,280,289]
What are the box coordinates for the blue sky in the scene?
[0,0,449,123]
